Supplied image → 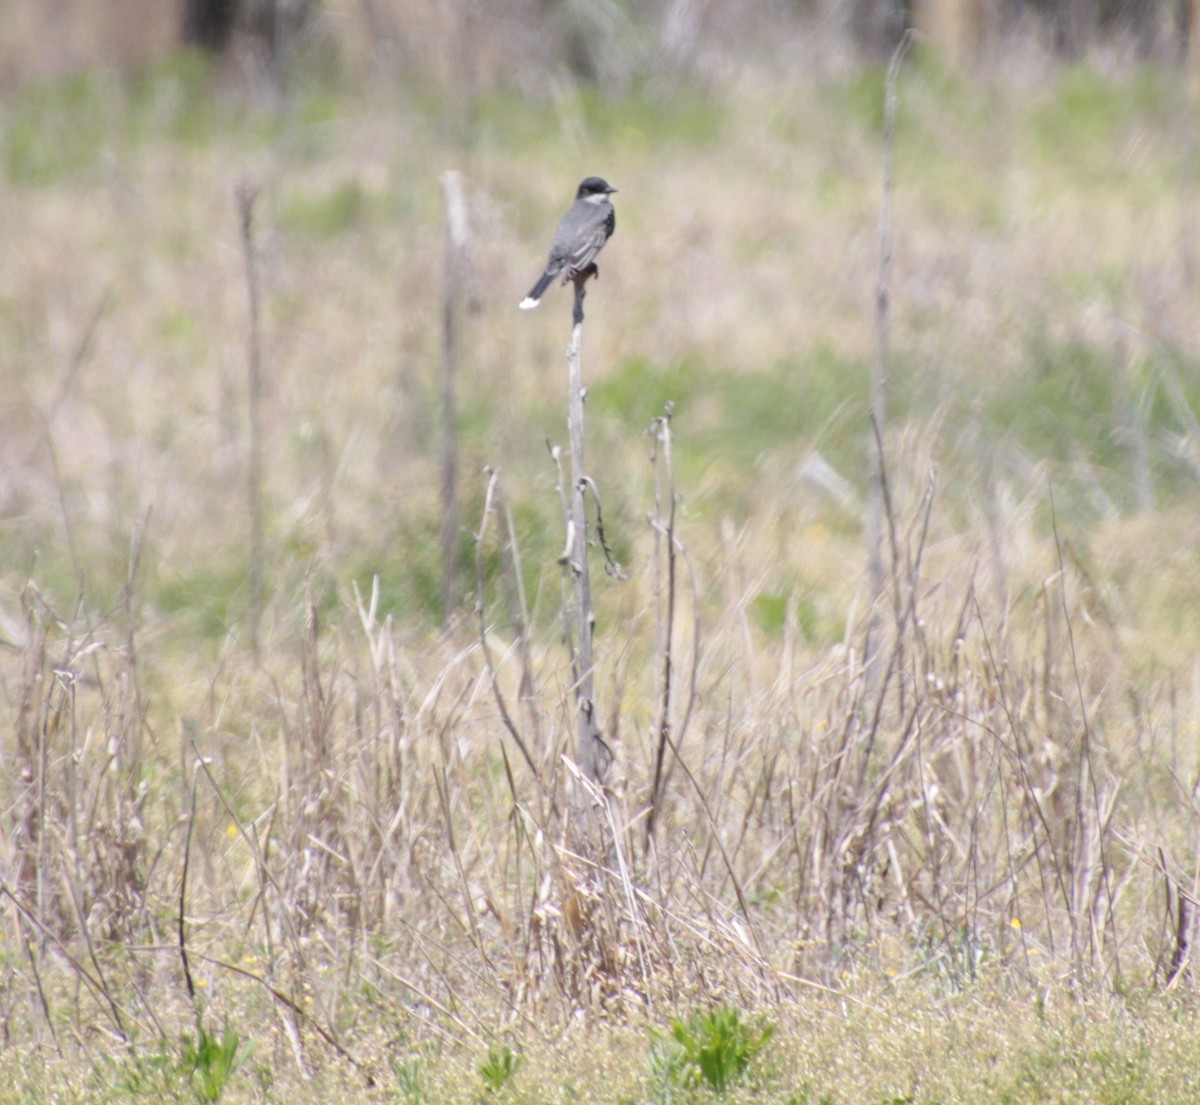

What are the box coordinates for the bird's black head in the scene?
[577,176,617,198]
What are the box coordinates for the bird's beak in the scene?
[606,186,618,194]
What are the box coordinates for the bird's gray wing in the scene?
[548,202,611,275]
[562,224,610,273]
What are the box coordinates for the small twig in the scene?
[475,468,539,778]
[579,475,627,580]
[1156,846,1193,986]
[189,734,301,957]
[361,955,487,1045]
[496,480,541,743]
[192,952,374,1081]
[0,878,136,1045]
[970,592,1073,959]
[1049,491,1122,985]
[8,906,60,1054]
[865,30,911,675]
[179,773,197,1002]
[433,765,493,969]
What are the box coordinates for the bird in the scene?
[519,176,617,310]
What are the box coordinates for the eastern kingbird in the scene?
[519,176,617,310]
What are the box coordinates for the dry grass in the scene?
[2,43,1200,1103]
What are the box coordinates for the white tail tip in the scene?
[519,297,540,310]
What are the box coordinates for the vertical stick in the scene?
[237,183,265,660]
[475,469,539,777]
[495,477,541,747]
[865,33,909,674]
[646,403,676,848]
[567,279,604,785]
[439,171,470,623]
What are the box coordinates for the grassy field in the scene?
[3,43,1200,1103]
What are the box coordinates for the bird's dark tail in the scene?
[519,269,555,310]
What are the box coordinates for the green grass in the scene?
[19,986,1195,1104]
[127,50,226,148]
[2,69,117,184]
[649,1007,776,1096]
[279,179,380,238]
[1030,65,1175,169]
[751,585,824,642]
[591,345,870,494]
[479,1043,522,1094]
[180,1022,251,1103]
[153,564,252,642]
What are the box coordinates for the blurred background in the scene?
[1,0,1196,89]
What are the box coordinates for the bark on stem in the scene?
[567,278,604,785]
